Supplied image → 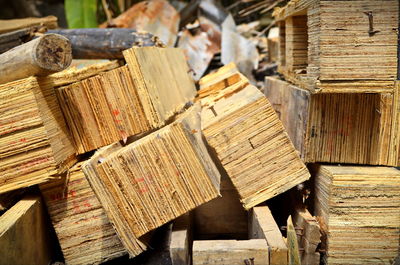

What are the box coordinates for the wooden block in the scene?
[274,0,398,93]
[0,194,53,265]
[265,76,400,166]
[287,216,301,265]
[312,165,400,265]
[0,77,76,194]
[192,239,269,265]
[249,206,288,265]
[201,83,310,209]
[170,214,192,265]
[292,207,320,265]
[193,174,248,240]
[58,47,196,154]
[123,47,197,128]
[83,105,220,256]
[40,162,129,265]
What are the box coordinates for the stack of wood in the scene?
[265,0,400,263]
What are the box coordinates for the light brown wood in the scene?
[82,105,220,255]
[313,165,400,265]
[0,77,76,194]
[40,162,127,265]
[192,239,269,265]
[265,76,400,166]
[0,194,53,265]
[274,0,398,93]
[292,207,320,265]
[249,206,288,265]
[170,214,192,265]
[0,16,58,34]
[0,34,72,84]
[287,216,301,265]
[201,76,310,209]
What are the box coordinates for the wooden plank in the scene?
[201,78,310,209]
[0,16,57,34]
[0,77,76,194]
[82,104,220,256]
[0,194,53,265]
[287,216,301,265]
[170,214,192,265]
[249,206,288,265]
[313,165,400,265]
[192,239,269,265]
[40,162,128,265]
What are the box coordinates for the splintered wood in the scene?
[274,0,398,93]
[0,77,76,194]
[58,47,196,154]
[200,71,309,209]
[265,77,400,166]
[83,106,220,255]
[40,162,129,265]
[313,165,400,265]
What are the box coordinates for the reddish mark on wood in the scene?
[112,109,121,116]
[135,177,145,183]
[139,187,148,194]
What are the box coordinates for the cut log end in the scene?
[34,34,72,73]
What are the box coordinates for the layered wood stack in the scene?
[83,105,221,256]
[199,64,310,209]
[269,0,400,166]
[312,165,400,264]
[0,76,76,194]
[39,162,129,265]
[57,47,196,154]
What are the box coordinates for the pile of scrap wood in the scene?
[1,0,400,264]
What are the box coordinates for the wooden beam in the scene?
[0,16,57,34]
[286,216,301,265]
[170,214,192,265]
[249,206,288,265]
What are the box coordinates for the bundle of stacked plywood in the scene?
[265,0,400,264]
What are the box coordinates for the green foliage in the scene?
[65,0,98,28]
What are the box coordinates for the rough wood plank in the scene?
[170,214,192,265]
[249,206,288,265]
[0,16,57,34]
[287,216,301,265]
[192,239,269,265]
[0,194,53,265]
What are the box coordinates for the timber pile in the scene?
[312,165,400,265]
[200,70,310,209]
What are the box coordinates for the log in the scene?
[0,28,36,54]
[47,28,165,59]
[0,34,72,84]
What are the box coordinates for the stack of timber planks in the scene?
[267,0,400,264]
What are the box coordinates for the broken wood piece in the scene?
[201,81,310,209]
[47,28,165,59]
[292,207,320,265]
[0,34,72,84]
[82,105,220,255]
[192,239,269,265]
[264,77,400,166]
[313,165,400,265]
[249,206,288,265]
[39,162,129,265]
[287,216,301,265]
[0,16,57,34]
[0,77,76,194]
[0,27,38,54]
[0,194,53,265]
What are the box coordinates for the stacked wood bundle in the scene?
[0,194,53,265]
[58,47,196,154]
[40,162,129,265]
[0,77,76,194]
[264,77,400,166]
[200,69,310,209]
[82,105,221,256]
[274,0,398,93]
[313,165,400,264]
